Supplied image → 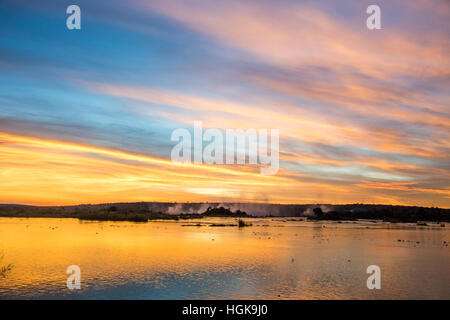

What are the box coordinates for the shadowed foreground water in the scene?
[0,217,448,299]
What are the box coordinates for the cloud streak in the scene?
[0,0,448,207]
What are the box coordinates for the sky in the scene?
[0,0,449,207]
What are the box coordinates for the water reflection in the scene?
[0,217,448,299]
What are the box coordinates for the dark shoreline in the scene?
[0,202,449,223]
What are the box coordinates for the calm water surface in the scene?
[0,217,448,299]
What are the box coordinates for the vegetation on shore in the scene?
[307,205,450,223]
[238,218,252,227]
[0,253,13,278]
[0,204,249,222]
[0,202,448,223]
[203,206,248,217]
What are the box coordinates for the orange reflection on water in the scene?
[0,217,449,299]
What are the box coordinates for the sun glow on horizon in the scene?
[0,0,448,208]
[0,132,448,208]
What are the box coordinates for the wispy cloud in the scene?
[0,0,448,207]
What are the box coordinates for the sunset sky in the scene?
[0,0,449,207]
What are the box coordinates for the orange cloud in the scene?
[357,181,450,196]
[1,132,449,207]
[142,0,449,79]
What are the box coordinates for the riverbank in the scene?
[0,202,448,223]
